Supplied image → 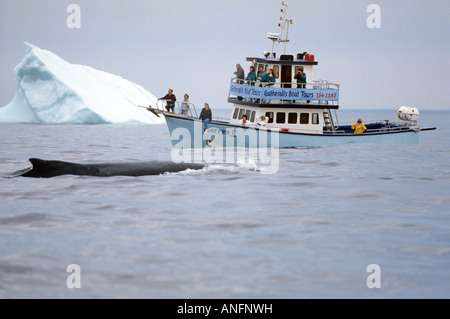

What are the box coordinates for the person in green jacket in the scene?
[266,68,276,86]
[246,66,257,86]
[294,67,307,88]
[257,66,268,86]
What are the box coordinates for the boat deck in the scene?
[322,123,413,135]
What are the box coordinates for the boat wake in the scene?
[168,157,263,176]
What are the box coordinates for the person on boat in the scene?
[234,64,245,100]
[239,114,249,126]
[257,66,268,86]
[266,68,276,86]
[294,67,307,89]
[234,64,245,84]
[199,103,212,132]
[158,89,177,113]
[351,118,367,134]
[180,94,190,116]
[257,115,268,126]
[246,66,257,86]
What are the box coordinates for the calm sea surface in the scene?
[0,109,449,298]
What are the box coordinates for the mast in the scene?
[267,2,294,57]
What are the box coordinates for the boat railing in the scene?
[323,120,415,135]
[211,116,230,123]
[229,77,339,105]
[364,126,412,133]
[155,99,199,118]
[232,78,339,90]
[152,100,228,122]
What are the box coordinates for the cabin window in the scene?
[233,108,239,119]
[276,112,286,124]
[251,111,256,122]
[245,109,251,120]
[300,113,309,124]
[265,112,274,123]
[273,65,280,79]
[288,112,297,124]
[312,113,319,125]
[238,108,245,120]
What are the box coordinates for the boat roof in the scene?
[246,56,318,66]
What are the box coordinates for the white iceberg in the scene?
[0,42,163,124]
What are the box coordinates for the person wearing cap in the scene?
[351,118,367,134]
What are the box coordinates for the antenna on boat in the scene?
[267,1,294,57]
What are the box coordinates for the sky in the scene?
[0,0,449,111]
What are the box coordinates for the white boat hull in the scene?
[165,114,421,149]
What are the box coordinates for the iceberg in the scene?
[0,42,163,124]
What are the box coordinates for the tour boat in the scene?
[141,2,435,149]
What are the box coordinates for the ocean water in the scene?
[0,109,449,298]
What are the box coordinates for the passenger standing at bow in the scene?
[199,103,212,132]
[180,94,190,115]
[158,88,177,113]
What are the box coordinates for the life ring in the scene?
[280,128,290,132]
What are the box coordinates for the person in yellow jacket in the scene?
[351,118,367,134]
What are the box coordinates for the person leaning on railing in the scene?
[234,63,245,100]
[257,66,268,86]
[266,69,276,86]
[234,63,245,84]
[257,115,268,126]
[239,114,249,126]
[157,88,177,113]
[246,66,257,86]
[180,94,190,115]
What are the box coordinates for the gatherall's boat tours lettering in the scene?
[229,83,336,101]
[139,2,436,152]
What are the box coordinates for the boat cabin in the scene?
[227,2,339,134]
[228,53,339,134]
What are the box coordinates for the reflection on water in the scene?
[0,110,449,298]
